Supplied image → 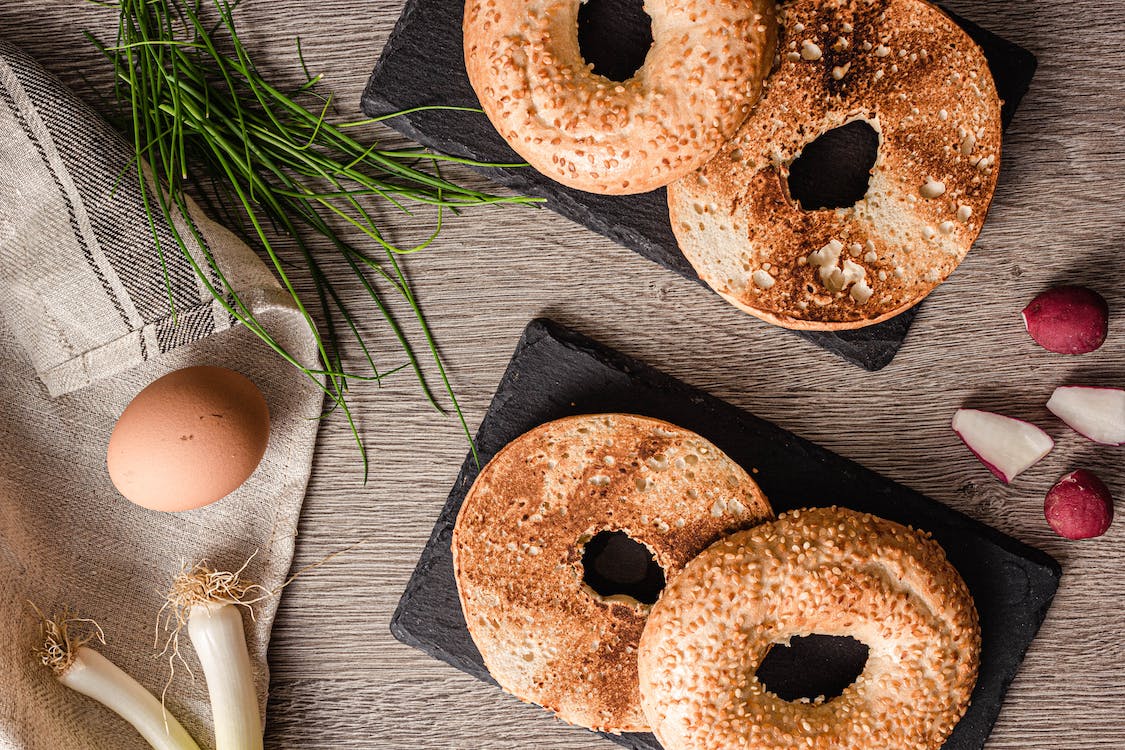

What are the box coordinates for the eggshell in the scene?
[107,366,270,512]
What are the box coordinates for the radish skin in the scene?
[1044,469,1114,540]
[1022,286,1108,355]
[59,647,202,750]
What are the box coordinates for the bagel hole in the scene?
[577,0,653,82]
[756,635,869,702]
[581,531,665,604]
[788,121,880,211]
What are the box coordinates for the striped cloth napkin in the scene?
[0,41,323,749]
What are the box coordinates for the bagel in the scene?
[452,414,772,733]
[463,0,777,194]
[637,506,980,750]
[668,0,1002,329]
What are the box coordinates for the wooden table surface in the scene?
[3,1,1123,748]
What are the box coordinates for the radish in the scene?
[1045,469,1114,540]
[1022,285,1109,355]
[951,409,1054,483]
[1046,386,1125,445]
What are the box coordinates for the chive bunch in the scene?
[92,0,539,474]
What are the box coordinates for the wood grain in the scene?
[1,1,1123,748]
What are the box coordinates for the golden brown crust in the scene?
[452,414,772,733]
[668,0,1002,329]
[637,506,981,750]
[463,0,777,195]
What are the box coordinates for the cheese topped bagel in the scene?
[669,0,1002,329]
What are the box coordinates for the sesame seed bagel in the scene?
[452,414,772,733]
[637,506,980,750]
[668,0,1002,329]
[463,0,777,195]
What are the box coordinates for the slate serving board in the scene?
[391,318,1062,750]
[361,2,1037,371]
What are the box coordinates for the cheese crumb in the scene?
[961,133,977,156]
[851,280,874,304]
[801,41,823,61]
[920,179,946,199]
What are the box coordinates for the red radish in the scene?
[1044,470,1114,540]
[951,409,1054,483]
[1046,386,1125,445]
[1021,285,1108,355]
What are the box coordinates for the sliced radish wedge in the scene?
[951,409,1054,483]
[1046,386,1125,445]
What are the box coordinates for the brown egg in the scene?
[107,366,270,512]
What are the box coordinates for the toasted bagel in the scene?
[452,414,772,732]
[638,506,981,750]
[463,0,777,194]
[668,0,1002,329]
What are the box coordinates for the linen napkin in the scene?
[0,41,324,749]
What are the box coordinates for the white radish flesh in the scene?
[59,647,201,750]
[188,601,262,750]
[1046,386,1125,445]
[951,409,1054,483]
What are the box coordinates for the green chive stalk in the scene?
[90,0,540,476]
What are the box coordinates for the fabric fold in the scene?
[0,40,324,750]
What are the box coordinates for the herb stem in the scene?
[92,0,541,473]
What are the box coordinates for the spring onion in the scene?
[163,562,266,750]
[34,607,202,750]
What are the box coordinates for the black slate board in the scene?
[391,318,1061,750]
[361,2,1037,371]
